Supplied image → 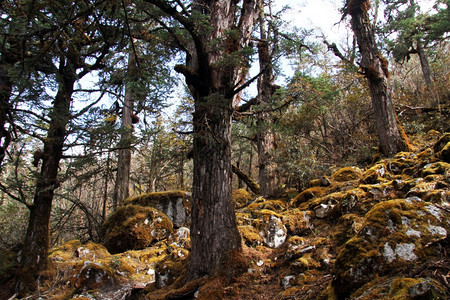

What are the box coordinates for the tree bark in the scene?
[112,53,137,211]
[347,0,408,156]
[256,4,277,197]
[416,41,432,87]
[0,60,13,171]
[19,59,75,294]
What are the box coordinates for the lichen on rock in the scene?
[101,205,174,254]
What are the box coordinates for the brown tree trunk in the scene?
[256,5,277,197]
[347,0,408,156]
[112,53,136,211]
[0,61,13,171]
[19,60,75,294]
[155,0,258,280]
[416,41,432,87]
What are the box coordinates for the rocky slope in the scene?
[1,131,449,299]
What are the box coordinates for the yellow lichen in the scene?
[232,188,253,208]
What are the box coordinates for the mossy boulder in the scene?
[291,186,329,207]
[332,198,449,298]
[125,191,191,228]
[71,261,117,292]
[360,163,389,184]
[101,205,174,254]
[331,166,363,182]
[281,210,313,236]
[352,277,447,299]
[257,215,287,248]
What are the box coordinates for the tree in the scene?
[112,53,137,211]
[10,0,125,293]
[143,0,259,280]
[344,0,408,156]
[255,0,278,197]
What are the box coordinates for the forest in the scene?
[0,0,449,299]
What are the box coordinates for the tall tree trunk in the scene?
[146,0,258,280]
[256,4,277,197]
[347,0,408,156]
[19,60,75,294]
[173,0,258,280]
[0,61,13,171]
[112,53,136,211]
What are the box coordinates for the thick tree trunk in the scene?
[147,0,258,280]
[112,53,136,211]
[347,0,408,156]
[19,66,74,294]
[189,94,241,278]
[184,0,258,280]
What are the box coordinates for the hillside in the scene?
[1,127,448,299]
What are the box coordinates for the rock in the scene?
[281,275,296,288]
[101,205,174,254]
[125,191,191,228]
[282,210,313,236]
[352,277,447,300]
[76,242,111,260]
[436,142,450,162]
[309,176,330,187]
[331,166,363,182]
[332,198,449,298]
[71,261,117,292]
[258,215,287,248]
[421,161,450,177]
[154,259,185,289]
[433,132,450,154]
[291,186,329,207]
[360,163,388,184]
[314,204,335,219]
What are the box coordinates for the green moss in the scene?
[333,198,450,298]
[232,189,253,208]
[388,277,446,299]
[101,205,174,254]
[360,163,389,184]
[421,161,450,177]
[238,225,263,246]
[291,186,329,207]
[49,239,83,262]
[246,199,286,211]
[125,190,188,206]
[331,166,363,182]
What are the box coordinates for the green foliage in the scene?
[381,0,449,63]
